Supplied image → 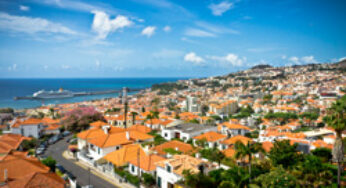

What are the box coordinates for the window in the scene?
[98,147,101,154]
[157,176,162,188]
[131,165,135,173]
[166,164,171,173]
[198,165,205,174]
[164,133,168,137]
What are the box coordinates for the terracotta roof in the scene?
[129,154,165,172]
[222,147,235,158]
[77,126,125,140]
[262,141,274,152]
[103,144,145,166]
[0,152,65,187]
[193,131,226,142]
[0,134,32,155]
[220,135,252,145]
[155,155,209,176]
[220,122,251,130]
[127,125,152,133]
[152,140,194,155]
[90,121,108,128]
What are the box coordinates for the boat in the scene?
[32,88,74,99]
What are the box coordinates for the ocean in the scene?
[0,78,185,109]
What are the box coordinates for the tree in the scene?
[182,170,215,188]
[291,155,333,187]
[41,156,56,172]
[235,141,264,182]
[255,166,297,188]
[210,148,226,166]
[311,147,332,163]
[146,111,159,129]
[142,173,155,187]
[324,95,346,187]
[201,105,209,116]
[268,140,302,169]
[21,138,38,151]
[131,112,138,125]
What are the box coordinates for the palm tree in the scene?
[131,111,138,125]
[324,96,345,187]
[235,141,264,183]
[146,111,159,129]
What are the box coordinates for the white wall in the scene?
[156,166,181,188]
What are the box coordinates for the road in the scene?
[44,135,118,188]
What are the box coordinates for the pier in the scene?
[14,88,143,100]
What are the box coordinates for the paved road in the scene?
[44,136,117,188]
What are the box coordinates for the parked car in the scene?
[56,163,66,174]
[62,131,71,137]
[48,135,59,144]
[36,148,45,155]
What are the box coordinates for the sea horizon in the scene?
[0,77,186,109]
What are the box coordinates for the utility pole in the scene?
[123,87,128,129]
[137,148,141,188]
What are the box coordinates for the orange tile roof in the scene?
[127,125,152,133]
[312,140,333,149]
[193,131,226,142]
[103,144,145,166]
[90,121,108,128]
[221,122,251,130]
[155,155,208,176]
[0,134,32,154]
[152,140,194,155]
[77,126,125,140]
[87,132,133,148]
[0,152,65,187]
[262,141,274,152]
[129,154,165,172]
[222,147,235,158]
[220,135,252,145]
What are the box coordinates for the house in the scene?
[128,154,165,176]
[193,131,226,148]
[161,123,218,141]
[219,135,252,150]
[102,144,145,168]
[155,155,214,188]
[218,122,251,137]
[10,118,45,138]
[152,140,195,157]
[0,134,32,156]
[0,151,66,187]
[77,126,153,161]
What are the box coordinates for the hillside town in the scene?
[0,61,345,188]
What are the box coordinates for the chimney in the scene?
[102,125,110,134]
[4,169,7,182]
[126,131,130,140]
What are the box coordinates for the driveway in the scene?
[44,135,118,188]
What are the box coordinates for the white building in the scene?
[161,123,217,142]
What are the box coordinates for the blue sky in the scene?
[0,0,345,78]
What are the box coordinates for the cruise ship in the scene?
[32,88,74,99]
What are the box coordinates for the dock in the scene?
[14,88,143,100]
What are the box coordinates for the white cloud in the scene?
[209,1,233,16]
[43,65,49,70]
[152,49,183,58]
[195,21,239,35]
[339,57,346,62]
[184,28,216,37]
[8,64,17,71]
[61,65,70,69]
[288,56,318,64]
[301,56,317,64]
[163,26,171,32]
[281,55,287,59]
[208,53,246,66]
[141,26,156,37]
[0,12,76,35]
[91,10,133,39]
[95,59,101,68]
[184,52,205,65]
[19,5,30,11]
[289,56,300,64]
